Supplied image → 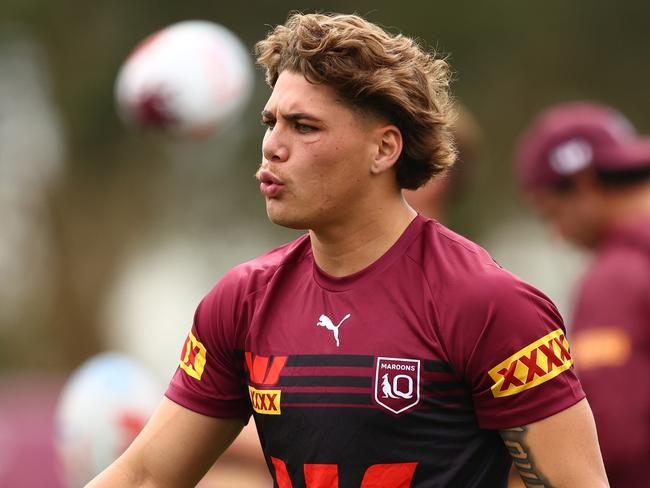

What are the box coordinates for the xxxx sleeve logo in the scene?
[488,329,573,398]
[179,331,207,380]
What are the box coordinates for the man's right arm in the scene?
[86,397,246,488]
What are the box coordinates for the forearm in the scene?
[86,457,147,488]
[86,442,194,488]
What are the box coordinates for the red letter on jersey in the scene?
[246,352,288,385]
[497,360,524,391]
[271,457,294,488]
[270,458,418,487]
[360,463,418,487]
[304,464,339,487]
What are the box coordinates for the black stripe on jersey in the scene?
[279,376,372,387]
[286,354,374,368]
[412,405,478,425]
[421,394,474,411]
[423,359,455,373]
[283,392,371,405]
[423,379,466,392]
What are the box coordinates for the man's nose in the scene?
[262,126,289,163]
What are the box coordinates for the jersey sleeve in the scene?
[570,251,650,473]
[165,268,252,419]
[443,268,585,430]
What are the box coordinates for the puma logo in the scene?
[316,313,351,347]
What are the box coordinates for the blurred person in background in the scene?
[403,103,481,222]
[516,101,650,487]
[88,13,607,487]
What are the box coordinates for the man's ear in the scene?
[370,125,403,175]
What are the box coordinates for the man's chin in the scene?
[266,210,308,231]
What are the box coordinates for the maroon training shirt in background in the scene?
[167,215,585,487]
[571,217,650,488]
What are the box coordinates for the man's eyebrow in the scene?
[284,112,322,123]
[261,110,322,123]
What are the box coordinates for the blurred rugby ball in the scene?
[54,352,163,487]
[115,20,254,139]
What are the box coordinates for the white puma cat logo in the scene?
[316,313,351,347]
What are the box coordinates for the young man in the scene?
[88,14,608,487]
[516,101,650,487]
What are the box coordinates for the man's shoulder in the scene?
[235,233,311,274]
[411,218,551,311]
[410,218,505,286]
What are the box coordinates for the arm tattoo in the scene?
[500,426,555,488]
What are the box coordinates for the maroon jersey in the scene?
[571,218,650,487]
[166,215,584,487]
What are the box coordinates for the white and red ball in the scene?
[115,20,254,138]
[54,352,163,486]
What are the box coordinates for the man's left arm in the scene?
[501,398,609,488]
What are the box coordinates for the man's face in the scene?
[256,71,383,231]
[532,186,604,249]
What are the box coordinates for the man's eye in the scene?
[262,119,275,130]
[295,123,315,133]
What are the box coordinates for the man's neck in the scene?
[308,200,417,277]
[603,183,650,231]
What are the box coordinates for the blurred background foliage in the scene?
[1,0,649,374]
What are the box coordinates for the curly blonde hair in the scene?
[255,12,457,189]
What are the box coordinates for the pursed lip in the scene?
[257,169,285,198]
[257,169,283,186]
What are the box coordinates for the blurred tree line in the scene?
[1,0,649,372]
